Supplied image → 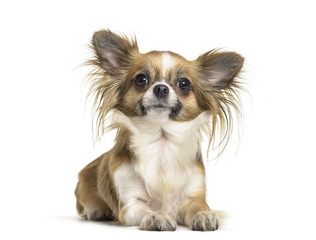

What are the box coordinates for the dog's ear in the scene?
[92,30,138,72]
[195,50,244,89]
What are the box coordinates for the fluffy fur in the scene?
[75,29,244,231]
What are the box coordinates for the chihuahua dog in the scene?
[75,30,244,231]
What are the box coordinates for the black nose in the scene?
[153,84,169,98]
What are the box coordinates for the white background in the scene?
[1,0,315,239]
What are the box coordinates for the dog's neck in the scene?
[112,109,209,168]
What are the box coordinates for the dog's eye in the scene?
[134,74,148,88]
[177,78,191,93]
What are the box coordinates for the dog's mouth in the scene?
[150,104,169,111]
[139,100,169,114]
[138,100,182,119]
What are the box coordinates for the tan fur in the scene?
[178,191,210,225]
[75,139,132,221]
[75,30,244,231]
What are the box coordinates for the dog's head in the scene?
[88,30,244,144]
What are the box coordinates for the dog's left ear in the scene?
[195,50,244,89]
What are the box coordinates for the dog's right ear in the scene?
[92,30,139,72]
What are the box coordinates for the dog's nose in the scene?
[153,84,169,98]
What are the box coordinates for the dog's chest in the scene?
[130,123,201,209]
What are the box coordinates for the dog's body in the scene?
[75,30,244,231]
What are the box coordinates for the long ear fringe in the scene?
[84,45,120,142]
[203,75,244,161]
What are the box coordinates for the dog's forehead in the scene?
[140,51,188,81]
[161,52,176,78]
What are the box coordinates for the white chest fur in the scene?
[113,110,209,213]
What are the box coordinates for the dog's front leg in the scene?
[178,195,218,231]
[114,163,177,231]
[118,198,151,226]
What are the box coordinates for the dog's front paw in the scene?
[139,211,177,231]
[190,211,218,231]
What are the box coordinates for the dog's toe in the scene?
[190,211,218,231]
[139,212,177,231]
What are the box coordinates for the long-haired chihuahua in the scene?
[75,30,244,231]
